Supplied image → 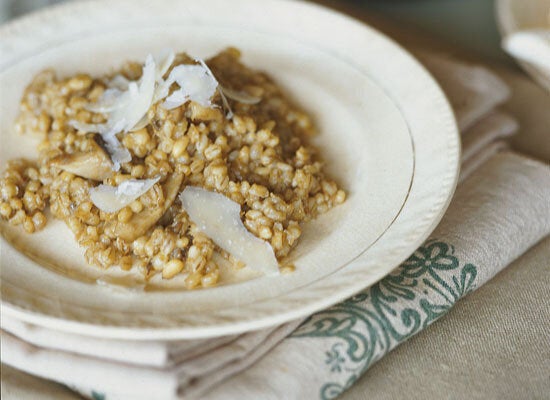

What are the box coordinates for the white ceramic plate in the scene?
[496,0,550,90]
[0,0,459,339]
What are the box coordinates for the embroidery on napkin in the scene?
[91,391,105,400]
[291,240,478,400]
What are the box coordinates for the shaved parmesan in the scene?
[110,55,156,132]
[76,54,161,169]
[69,119,130,171]
[109,75,130,90]
[102,131,132,171]
[180,186,279,275]
[155,50,175,80]
[83,55,156,133]
[130,114,150,132]
[85,88,127,113]
[76,51,235,172]
[90,176,160,213]
[197,59,234,119]
[160,64,218,109]
[163,89,188,109]
[220,86,261,105]
[68,120,106,134]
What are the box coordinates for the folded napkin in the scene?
[417,53,511,132]
[3,56,541,400]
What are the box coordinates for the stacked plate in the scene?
[0,0,459,397]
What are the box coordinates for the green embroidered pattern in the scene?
[291,241,477,400]
[91,391,106,400]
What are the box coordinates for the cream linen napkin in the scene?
[2,57,538,400]
[416,53,511,132]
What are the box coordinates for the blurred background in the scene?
[0,0,508,64]
[0,0,64,22]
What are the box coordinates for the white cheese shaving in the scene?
[100,119,132,171]
[220,86,261,105]
[160,64,218,109]
[76,50,242,172]
[84,56,156,133]
[85,88,128,113]
[197,59,234,119]
[180,186,279,275]
[68,120,106,134]
[109,75,130,90]
[109,55,156,132]
[130,114,150,132]
[69,119,130,171]
[76,53,164,170]
[89,176,160,213]
[155,49,175,81]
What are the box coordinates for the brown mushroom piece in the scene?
[105,173,183,242]
[50,137,113,181]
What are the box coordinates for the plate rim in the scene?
[0,0,460,339]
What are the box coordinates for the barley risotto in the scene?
[0,48,346,289]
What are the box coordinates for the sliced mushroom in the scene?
[105,173,183,242]
[50,138,113,181]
